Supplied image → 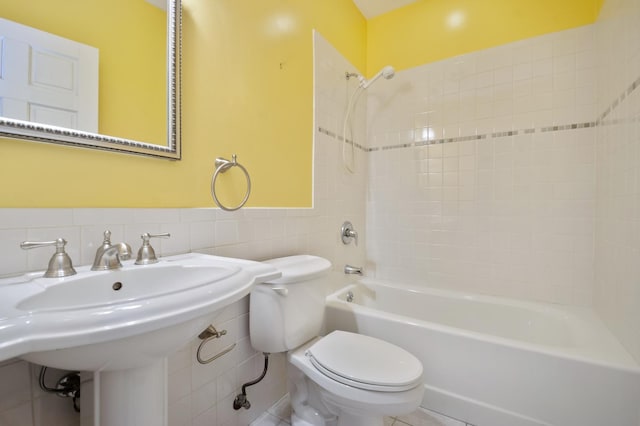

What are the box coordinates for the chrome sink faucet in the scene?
[91,230,132,271]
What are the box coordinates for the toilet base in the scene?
[289,395,385,426]
[291,413,317,426]
[289,365,337,426]
[291,412,334,426]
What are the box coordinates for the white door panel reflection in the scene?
[0,17,98,132]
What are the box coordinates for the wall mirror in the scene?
[0,0,181,159]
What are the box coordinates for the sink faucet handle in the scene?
[101,230,112,243]
[135,233,170,265]
[96,229,114,252]
[146,232,171,239]
[20,238,77,278]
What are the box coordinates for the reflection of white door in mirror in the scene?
[0,18,98,132]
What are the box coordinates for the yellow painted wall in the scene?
[367,0,602,76]
[0,0,604,208]
[594,0,606,18]
[0,0,166,144]
[180,0,366,208]
[0,0,365,207]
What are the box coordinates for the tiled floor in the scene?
[251,395,473,426]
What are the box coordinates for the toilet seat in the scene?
[305,330,423,392]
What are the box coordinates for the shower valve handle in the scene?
[341,221,358,245]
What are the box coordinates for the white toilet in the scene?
[250,255,424,426]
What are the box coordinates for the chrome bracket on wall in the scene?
[196,325,236,364]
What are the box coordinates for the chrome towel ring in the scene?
[210,154,251,211]
[196,325,236,365]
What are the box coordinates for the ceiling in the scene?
[352,0,420,19]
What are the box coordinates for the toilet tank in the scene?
[249,255,331,353]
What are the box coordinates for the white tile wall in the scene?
[365,26,598,306]
[594,0,640,363]
[0,360,34,426]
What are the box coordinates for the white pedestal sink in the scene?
[0,253,280,426]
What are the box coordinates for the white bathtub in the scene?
[324,279,640,426]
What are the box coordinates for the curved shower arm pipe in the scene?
[341,66,395,174]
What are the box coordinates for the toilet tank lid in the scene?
[262,255,331,285]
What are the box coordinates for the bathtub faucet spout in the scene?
[344,264,363,275]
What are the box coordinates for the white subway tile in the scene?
[533,58,553,77]
[169,366,192,404]
[0,209,73,229]
[0,229,27,276]
[0,402,33,426]
[0,361,30,412]
[168,394,191,426]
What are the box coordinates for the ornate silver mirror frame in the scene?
[0,0,181,160]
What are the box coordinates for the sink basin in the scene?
[0,252,280,370]
[17,263,239,312]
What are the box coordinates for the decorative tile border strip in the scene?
[317,121,596,153]
[317,127,335,139]
[540,122,596,132]
[318,127,368,151]
[598,75,640,124]
[381,143,413,151]
[317,72,639,153]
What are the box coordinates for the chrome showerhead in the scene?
[361,65,395,89]
[345,66,395,90]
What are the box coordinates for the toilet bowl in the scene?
[289,333,424,426]
[249,255,424,426]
